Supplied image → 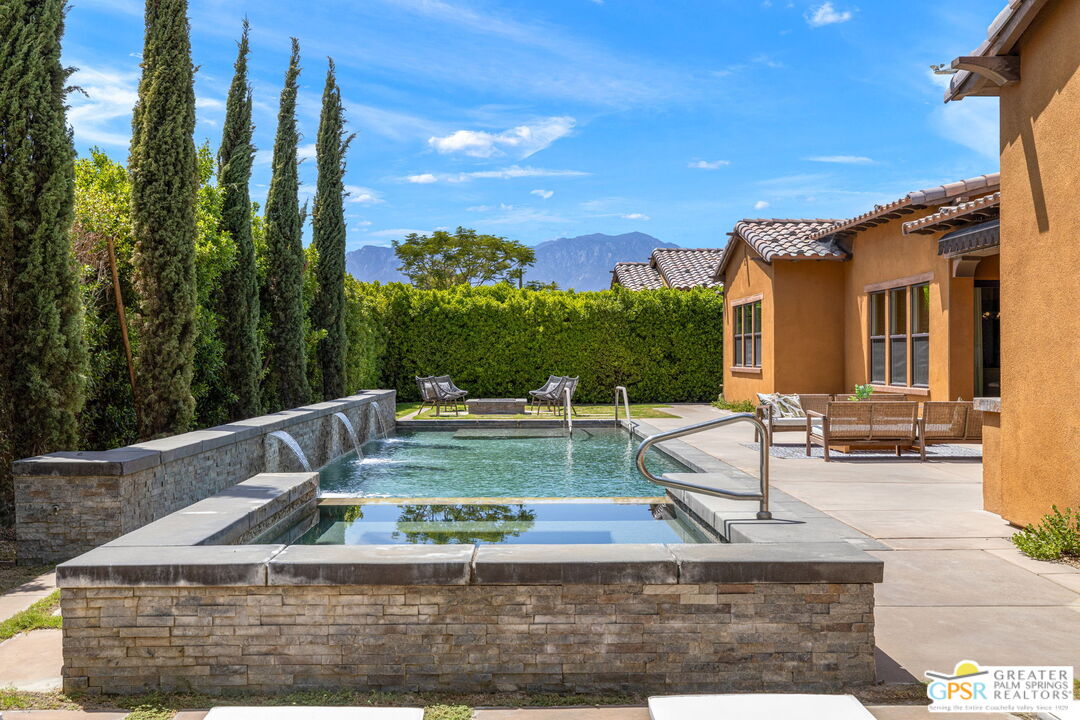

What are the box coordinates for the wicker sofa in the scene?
[918,401,983,459]
[756,392,908,445]
[806,401,919,461]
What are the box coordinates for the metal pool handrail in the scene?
[563,386,573,434]
[613,385,633,427]
[634,413,772,520]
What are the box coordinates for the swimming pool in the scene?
[291,501,714,545]
[318,428,689,498]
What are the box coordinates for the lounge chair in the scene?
[755,393,832,445]
[528,375,563,414]
[415,375,467,416]
[806,400,919,461]
[531,376,579,415]
[919,401,983,460]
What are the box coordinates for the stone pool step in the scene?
[203,708,422,719]
[648,694,876,720]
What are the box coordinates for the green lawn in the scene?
[396,402,677,420]
[0,590,61,641]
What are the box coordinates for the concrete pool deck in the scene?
[647,404,1080,682]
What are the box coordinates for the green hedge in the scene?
[346,283,724,404]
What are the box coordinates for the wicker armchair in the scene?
[806,401,919,461]
[918,401,983,460]
[529,375,563,414]
[755,393,834,445]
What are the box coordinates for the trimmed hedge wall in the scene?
[347,283,724,404]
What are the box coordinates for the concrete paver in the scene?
[0,571,56,621]
[0,629,63,691]
[870,549,1080,606]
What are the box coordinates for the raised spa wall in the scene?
[54,418,885,696]
[13,391,395,564]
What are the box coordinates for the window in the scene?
[869,292,886,383]
[732,300,762,368]
[889,287,907,385]
[911,283,930,386]
[868,283,930,388]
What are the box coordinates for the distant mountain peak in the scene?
[345,231,680,291]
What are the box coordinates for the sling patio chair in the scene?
[533,376,580,415]
[529,375,563,414]
[416,375,467,416]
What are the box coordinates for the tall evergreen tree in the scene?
[129,0,198,438]
[215,20,261,420]
[0,0,88,521]
[263,39,310,410]
[311,59,354,401]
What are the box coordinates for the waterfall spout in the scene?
[266,430,312,472]
[331,411,363,459]
[369,401,388,440]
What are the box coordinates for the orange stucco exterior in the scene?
[721,211,999,404]
[988,0,1080,527]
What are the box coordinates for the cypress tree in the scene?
[0,0,88,521]
[263,39,310,410]
[216,20,261,420]
[311,59,354,401]
[129,0,198,438]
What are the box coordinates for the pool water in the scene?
[292,502,714,545]
[318,428,689,498]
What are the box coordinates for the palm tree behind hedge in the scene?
[262,39,310,411]
[129,0,199,438]
[311,59,354,401]
[0,0,89,521]
[216,20,261,420]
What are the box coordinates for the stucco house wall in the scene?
[994,0,1080,526]
[722,241,776,403]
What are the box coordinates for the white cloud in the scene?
[297,143,318,161]
[368,228,430,238]
[467,205,493,212]
[345,185,384,204]
[402,165,589,183]
[754,200,770,210]
[67,65,140,148]
[689,159,730,170]
[925,70,999,159]
[806,2,854,27]
[806,155,874,164]
[349,221,374,230]
[485,206,570,226]
[531,189,554,199]
[428,117,575,159]
[621,213,650,221]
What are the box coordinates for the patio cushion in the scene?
[772,417,807,427]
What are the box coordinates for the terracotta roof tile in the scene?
[651,248,724,289]
[733,218,846,263]
[903,191,1001,235]
[805,172,1000,241]
[611,261,663,290]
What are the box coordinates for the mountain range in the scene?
[344,231,677,291]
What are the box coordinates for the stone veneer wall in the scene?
[13,391,395,564]
[60,582,875,695]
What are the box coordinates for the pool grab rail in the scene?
[563,386,573,434]
[613,385,633,428]
[634,413,772,520]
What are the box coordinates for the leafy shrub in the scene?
[350,283,724,404]
[849,383,875,401]
[1012,506,1080,560]
[713,396,755,413]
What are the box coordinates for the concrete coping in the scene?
[973,397,1001,413]
[12,390,395,476]
[103,473,317,548]
[57,540,882,588]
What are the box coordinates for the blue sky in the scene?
[63,0,1002,251]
